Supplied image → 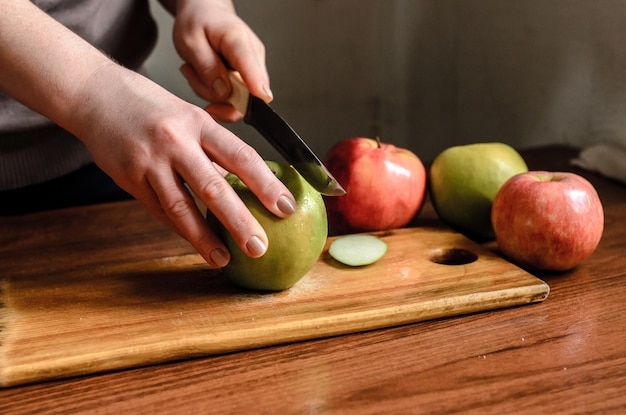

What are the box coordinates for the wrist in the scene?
[64,60,134,142]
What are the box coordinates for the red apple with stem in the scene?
[491,171,604,271]
[323,137,427,234]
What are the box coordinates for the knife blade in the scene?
[227,72,346,197]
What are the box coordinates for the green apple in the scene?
[207,161,328,291]
[429,142,528,239]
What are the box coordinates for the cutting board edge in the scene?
[0,278,549,388]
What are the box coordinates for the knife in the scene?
[227,72,346,197]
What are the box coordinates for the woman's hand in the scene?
[169,0,273,121]
[72,63,296,268]
[0,0,297,268]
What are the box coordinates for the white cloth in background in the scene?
[571,143,626,185]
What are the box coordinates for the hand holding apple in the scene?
[491,171,604,271]
[323,137,427,234]
[207,161,328,291]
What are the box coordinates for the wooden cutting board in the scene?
[0,225,549,387]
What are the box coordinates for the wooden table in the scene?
[1,146,625,414]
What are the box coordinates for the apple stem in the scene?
[375,136,382,148]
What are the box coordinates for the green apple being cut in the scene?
[429,142,528,239]
[207,161,328,291]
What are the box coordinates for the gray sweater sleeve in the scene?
[0,0,158,190]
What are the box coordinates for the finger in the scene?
[181,62,243,108]
[179,36,231,102]
[179,63,214,103]
[121,178,229,266]
[110,173,179,237]
[181,63,244,122]
[173,152,271,259]
[197,125,297,220]
[221,32,272,103]
[146,167,235,267]
[205,102,243,123]
[211,162,229,177]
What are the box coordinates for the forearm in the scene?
[0,0,294,268]
[0,0,114,136]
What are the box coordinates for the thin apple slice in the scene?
[328,234,388,266]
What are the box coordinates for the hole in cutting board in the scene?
[430,248,478,265]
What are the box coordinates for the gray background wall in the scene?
[145,0,626,162]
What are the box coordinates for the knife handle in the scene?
[227,71,250,115]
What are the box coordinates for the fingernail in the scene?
[212,77,229,99]
[277,195,297,216]
[246,235,267,257]
[262,84,273,102]
[210,248,229,268]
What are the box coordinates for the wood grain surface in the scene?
[1,146,625,415]
[0,220,548,387]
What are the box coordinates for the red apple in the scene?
[491,171,604,271]
[323,137,427,234]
